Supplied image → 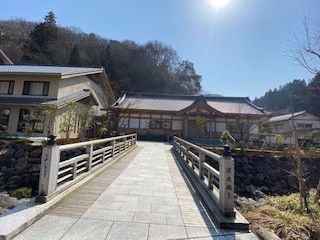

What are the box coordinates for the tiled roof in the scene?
[42,90,96,107]
[0,97,49,106]
[112,92,266,115]
[0,90,96,108]
[0,65,102,76]
[269,111,306,122]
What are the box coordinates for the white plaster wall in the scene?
[58,76,109,115]
[216,122,226,132]
[172,120,182,130]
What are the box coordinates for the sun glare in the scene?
[210,0,230,8]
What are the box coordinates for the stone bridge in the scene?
[0,135,257,240]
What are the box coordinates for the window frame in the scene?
[17,109,45,133]
[149,119,172,130]
[0,81,14,95]
[23,81,50,96]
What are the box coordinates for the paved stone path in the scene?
[13,142,258,240]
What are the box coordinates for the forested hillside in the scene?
[0,12,202,97]
[253,73,320,116]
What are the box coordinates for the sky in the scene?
[1,0,319,100]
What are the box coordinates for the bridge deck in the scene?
[12,142,257,240]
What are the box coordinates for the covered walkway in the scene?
[12,142,257,240]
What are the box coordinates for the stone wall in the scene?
[0,142,42,195]
[234,155,320,196]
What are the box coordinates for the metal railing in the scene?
[37,134,137,202]
[172,136,235,217]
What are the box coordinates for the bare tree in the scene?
[286,16,320,210]
[226,104,266,141]
[286,15,320,75]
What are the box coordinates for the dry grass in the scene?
[239,192,320,240]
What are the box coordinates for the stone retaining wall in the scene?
[0,142,42,194]
[234,155,320,196]
[0,142,87,195]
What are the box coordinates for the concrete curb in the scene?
[0,145,137,240]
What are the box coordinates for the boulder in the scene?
[0,193,19,209]
[257,173,265,181]
[254,189,267,199]
[2,168,14,178]
[0,176,5,186]
[8,175,21,185]
[14,148,25,158]
[15,157,29,170]
[29,164,41,173]
[29,148,42,158]
[5,148,15,157]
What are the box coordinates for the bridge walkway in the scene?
[13,142,257,240]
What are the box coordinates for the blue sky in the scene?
[1,0,319,100]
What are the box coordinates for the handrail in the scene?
[172,136,235,217]
[59,134,136,151]
[176,136,221,161]
[37,133,137,203]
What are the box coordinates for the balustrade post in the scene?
[186,145,190,163]
[131,135,134,147]
[134,134,137,144]
[86,143,93,171]
[183,143,187,160]
[102,149,105,163]
[72,162,77,179]
[218,145,235,217]
[173,137,177,150]
[111,140,115,157]
[199,151,205,180]
[37,137,60,202]
[124,137,127,150]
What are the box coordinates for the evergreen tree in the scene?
[68,45,81,66]
[21,11,58,64]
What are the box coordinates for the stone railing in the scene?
[172,136,235,217]
[36,134,137,202]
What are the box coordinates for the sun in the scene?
[210,0,230,8]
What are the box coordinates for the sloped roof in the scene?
[112,92,266,115]
[268,111,307,122]
[0,65,103,78]
[0,90,98,108]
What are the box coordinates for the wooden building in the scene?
[112,92,268,141]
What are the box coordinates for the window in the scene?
[23,81,49,96]
[297,123,313,129]
[0,81,14,95]
[0,108,10,131]
[129,118,139,128]
[149,119,172,129]
[17,109,45,133]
